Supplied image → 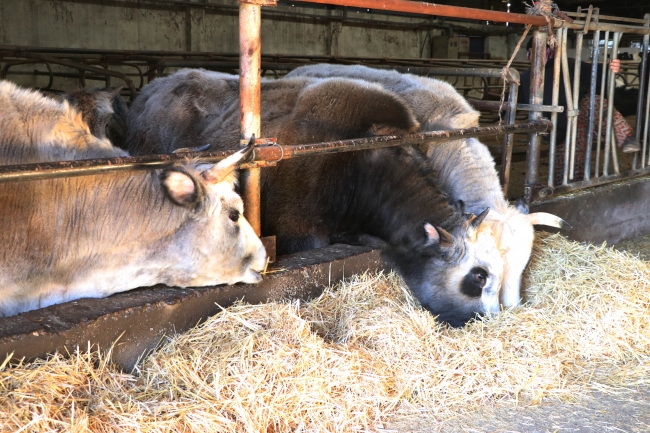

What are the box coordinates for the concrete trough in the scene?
[2,175,649,372]
[0,244,386,371]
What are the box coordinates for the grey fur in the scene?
[287,64,540,307]
[0,81,266,317]
[124,69,505,326]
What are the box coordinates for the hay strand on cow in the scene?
[1,232,650,432]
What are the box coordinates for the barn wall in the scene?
[1,0,522,91]
[0,1,434,57]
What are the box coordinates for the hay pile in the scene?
[2,233,650,432]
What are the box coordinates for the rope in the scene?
[498,0,569,124]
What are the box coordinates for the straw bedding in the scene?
[2,232,650,432]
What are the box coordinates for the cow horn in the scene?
[201,137,255,183]
[466,207,490,241]
[173,143,212,153]
[108,85,125,99]
[526,212,571,229]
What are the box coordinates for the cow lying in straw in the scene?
[0,81,266,317]
[124,69,505,327]
[287,64,566,307]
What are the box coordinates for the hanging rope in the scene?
[498,1,570,124]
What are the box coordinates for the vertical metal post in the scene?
[595,30,610,178]
[643,66,650,165]
[560,27,574,185]
[604,31,621,176]
[525,28,547,203]
[569,31,583,180]
[584,13,600,180]
[636,14,649,169]
[548,27,563,187]
[239,1,263,235]
[499,79,518,196]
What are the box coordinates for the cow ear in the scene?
[424,223,453,247]
[160,168,200,207]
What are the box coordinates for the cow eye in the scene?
[228,210,240,222]
[474,270,487,287]
[461,267,489,298]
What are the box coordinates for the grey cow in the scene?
[124,69,507,327]
[287,64,565,307]
[0,80,266,317]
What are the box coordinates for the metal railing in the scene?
[2,1,650,225]
[529,9,650,200]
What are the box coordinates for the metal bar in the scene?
[239,1,264,236]
[584,16,600,180]
[294,0,551,26]
[564,21,650,36]
[0,122,550,184]
[390,66,520,82]
[569,31,583,180]
[596,30,610,178]
[499,81,518,196]
[560,27,574,185]
[548,27,563,187]
[604,31,621,176]
[468,100,563,113]
[525,29,547,204]
[581,6,593,34]
[565,11,646,25]
[543,165,650,199]
[636,15,649,169]
[19,53,138,98]
[644,74,650,168]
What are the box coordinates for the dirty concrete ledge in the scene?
[0,244,385,371]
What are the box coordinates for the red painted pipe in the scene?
[295,0,551,26]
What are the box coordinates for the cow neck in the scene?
[340,147,463,246]
[57,170,192,255]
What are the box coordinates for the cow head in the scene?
[63,86,124,140]
[159,145,267,286]
[379,208,504,327]
[491,202,567,307]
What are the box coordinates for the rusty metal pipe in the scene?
[0,122,550,184]
[525,29,547,204]
[295,0,551,26]
[239,1,264,236]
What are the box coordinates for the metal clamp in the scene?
[239,137,278,146]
